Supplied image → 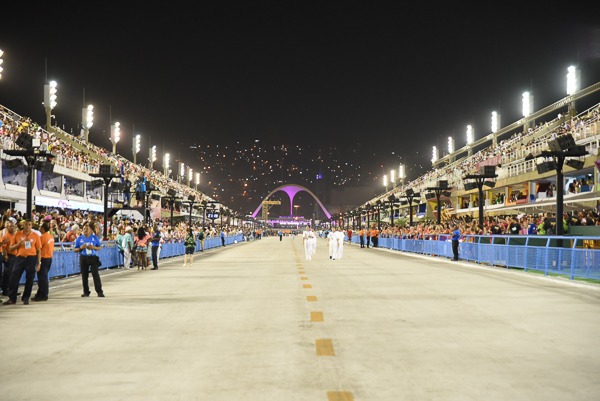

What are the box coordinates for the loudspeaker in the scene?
[464,182,478,191]
[479,165,496,176]
[99,164,116,175]
[16,132,33,150]
[405,188,414,196]
[441,191,452,197]
[400,200,408,205]
[536,161,557,174]
[438,180,448,189]
[425,193,436,200]
[483,181,496,188]
[4,159,23,169]
[34,160,54,173]
[188,195,196,202]
[548,134,575,152]
[167,188,177,196]
[565,159,584,170]
[90,179,104,187]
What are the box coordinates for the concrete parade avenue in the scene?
[1,235,599,401]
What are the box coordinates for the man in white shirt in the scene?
[327,228,336,260]
[333,227,344,260]
[302,225,316,261]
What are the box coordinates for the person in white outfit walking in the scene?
[302,225,316,261]
[333,227,344,260]
[327,228,336,260]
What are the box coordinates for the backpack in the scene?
[185,234,196,248]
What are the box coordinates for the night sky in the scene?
[1,3,599,213]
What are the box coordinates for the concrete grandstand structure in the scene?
[355,82,600,230]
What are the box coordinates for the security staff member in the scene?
[74,223,104,297]
[1,219,18,296]
[33,222,54,302]
[3,219,41,305]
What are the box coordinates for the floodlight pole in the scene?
[182,200,197,227]
[163,195,180,228]
[425,186,447,225]
[463,173,498,230]
[398,192,420,227]
[538,150,587,236]
[4,149,55,220]
[89,172,120,240]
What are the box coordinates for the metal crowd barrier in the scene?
[351,234,600,280]
[17,234,245,284]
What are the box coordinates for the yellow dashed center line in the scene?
[300,276,308,280]
[327,391,354,401]
[315,338,335,356]
[311,311,324,322]
[303,284,312,289]
[306,295,317,302]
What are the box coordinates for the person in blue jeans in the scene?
[451,225,460,261]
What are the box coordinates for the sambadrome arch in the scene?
[251,184,332,220]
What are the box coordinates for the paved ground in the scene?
[1,235,599,401]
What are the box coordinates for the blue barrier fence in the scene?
[18,234,245,284]
[351,234,600,280]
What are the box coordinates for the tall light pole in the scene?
[90,164,120,240]
[425,180,450,225]
[43,80,57,130]
[163,153,170,177]
[390,169,396,189]
[149,145,156,170]
[466,125,474,156]
[82,104,94,142]
[195,172,200,191]
[566,65,580,115]
[132,134,140,164]
[383,174,388,192]
[188,167,193,188]
[491,111,500,146]
[179,162,185,184]
[525,134,588,235]
[110,122,120,154]
[463,166,498,230]
[0,48,4,79]
[522,91,533,133]
[398,164,405,187]
[5,133,55,219]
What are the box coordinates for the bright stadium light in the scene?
[448,136,455,154]
[82,104,94,142]
[110,122,120,154]
[132,134,141,164]
[0,48,4,79]
[383,174,388,191]
[188,167,193,184]
[43,80,58,128]
[566,65,580,96]
[163,153,170,177]
[491,111,500,133]
[466,125,474,145]
[149,145,156,169]
[431,145,439,163]
[522,91,532,117]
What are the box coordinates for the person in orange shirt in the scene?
[1,219,18,296]
[370,226,379,248]
[359,228,365,248]
[33,222,54,302]
[3,219,41,305]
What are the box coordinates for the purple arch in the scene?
[251,184,332,219]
